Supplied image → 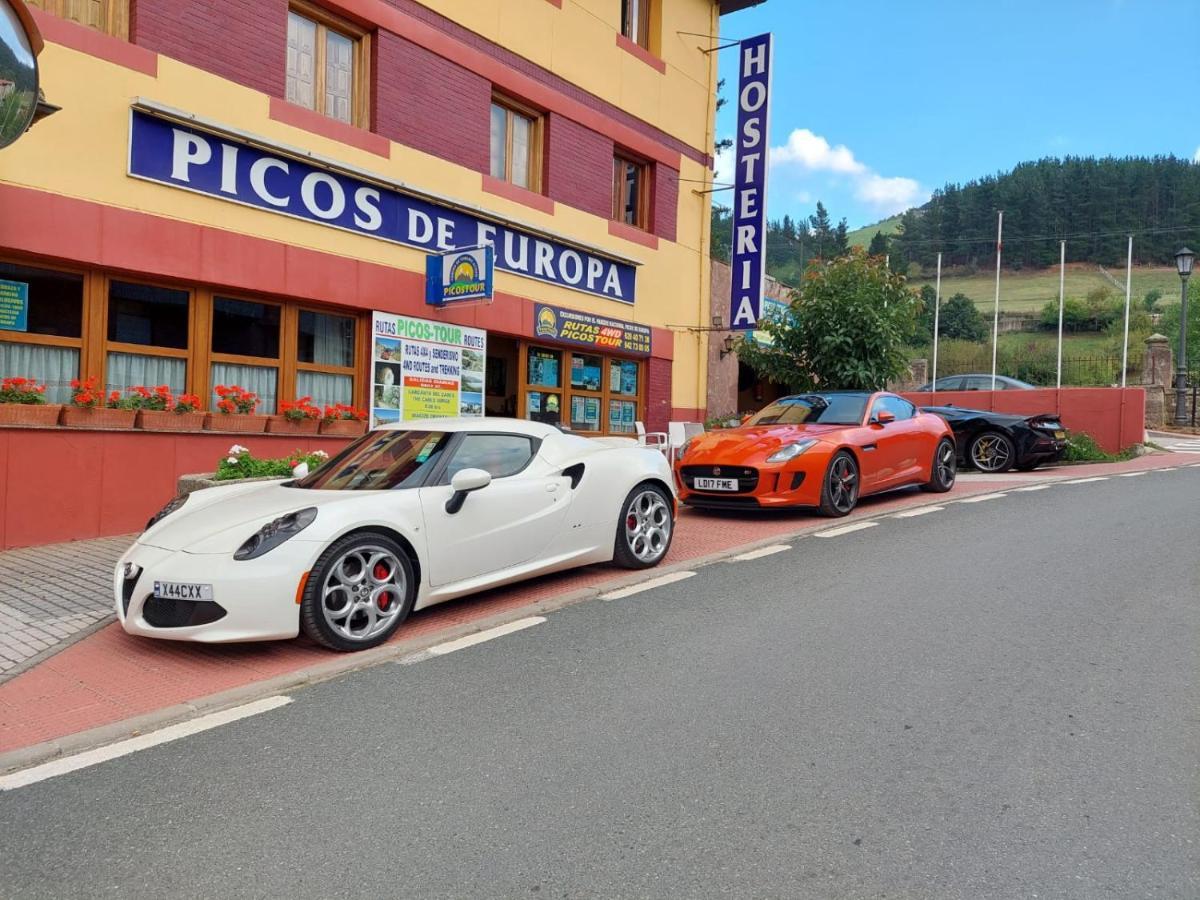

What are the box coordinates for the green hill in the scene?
[846,215,903,249]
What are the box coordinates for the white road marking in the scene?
[1012,484,1052,492]
[1117,471,1147,477]
[0,696,293,791]
[1189,463,1200,468]
[1062,476,1108,484]
[427,617,546,654]
[814,521,878,538]
[1158,467,1178,472]
[728,544,791,561]
[958,493,1007,503]
[600,571,696,601]
[892,506,944,518]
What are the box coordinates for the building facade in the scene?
[0,0,758,545]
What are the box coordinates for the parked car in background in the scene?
[913,374,1037,391]
[675,392,957,517]
[920,406,1066,473]
[116,419,676,652]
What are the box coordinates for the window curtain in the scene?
[297,371,351,408]
[211,363,278,414]
[310,313,353,367]
[105,352,185,398]
[0,343,79,404]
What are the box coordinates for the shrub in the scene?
[215,445,331,481]
[1062,430,1139,463]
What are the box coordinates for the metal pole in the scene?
[932,251,942,397]
[1121,235,1132,388]
[990,211,1003,391]
[1056,240,1065,389]
[1176,273,1191,425]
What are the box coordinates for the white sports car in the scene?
[115,419,676,651]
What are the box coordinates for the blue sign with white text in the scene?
[426,245,494,306]
[0,280,29,332]
[128,110,636,304]
[729,33,773,330]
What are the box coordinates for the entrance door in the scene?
[418,433,571,586]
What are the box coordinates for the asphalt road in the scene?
[2,469,1198,899]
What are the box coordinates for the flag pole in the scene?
[932,251,942,400]
[1121,235,1133,388]
[1056,240,1065,389]
[990,211,1003,391]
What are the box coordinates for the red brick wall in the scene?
[131,0,286,97]
[646,357,673,434]
[652,164,679,243]
[373,30,491,172]
[544,114,613,220]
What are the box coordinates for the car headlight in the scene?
[233,507,318,561]
[675,438,694,461]
[145,494,188,531]
[766,439,817,463]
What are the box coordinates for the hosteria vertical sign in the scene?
[371,312,487,427]
[729,33,774,330]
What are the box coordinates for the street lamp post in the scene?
[1174,247,1194,426]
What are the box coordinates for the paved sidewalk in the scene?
[0,452,1187,762]
[0,535,131,678]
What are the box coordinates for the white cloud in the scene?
[713,143,734,186]
[768,127,926,216]
[772,129,865,175]
[1194,145,1200,163]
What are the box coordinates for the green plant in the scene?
[125,385,173,411]
[736,248,919,391]
[70,377,121,409]
[321,403,368,422]
[215,444,331,481]
[1061,430,1139,463]
[0,377,48,405]
[214,384,259,415]
[280,396,321,422]
[1143,288,1163,312]
[174,393,201,413]
[704,412,740,430]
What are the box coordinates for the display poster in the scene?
[371,312,486,426]
[528,348,560,388]
[0,280,29,332]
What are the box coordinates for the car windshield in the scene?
[746,394,869,427]
[293,430,450,490]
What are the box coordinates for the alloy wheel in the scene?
[828,455,858,513]
[625,489,672,564]
[970,434,1012,472]
[321,544,407,642]
[936,441,957,486]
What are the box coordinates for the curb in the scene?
[0,457,1178,775]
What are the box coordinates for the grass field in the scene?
[910,264,1180,313]
[846,214,903,248]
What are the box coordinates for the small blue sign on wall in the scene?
[425,245,494,307]
[0,280,29,332]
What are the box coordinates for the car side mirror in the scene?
[292,461,309,478]
[873,410,895,426]
[445,467,492,514]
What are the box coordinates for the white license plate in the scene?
[153,581,213,601]
[694,477,738,491]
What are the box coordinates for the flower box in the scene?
[205,413,269,434]
[0,404,62,427]
[60,406,137,429]
[266,416,321,435]
[136,409,207,432]
[320,418,367,436]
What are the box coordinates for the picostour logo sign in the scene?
[128,109,636,304]
[425,244,493,306]
[533,304,651,357]
[729,33,773,330]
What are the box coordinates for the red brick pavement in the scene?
[0,454,1186,756]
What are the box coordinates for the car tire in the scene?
[921,438,957,492]
[968,431,1015,473]
[818,450,859,517]
[613,483,674,570]
[300,531,416,652]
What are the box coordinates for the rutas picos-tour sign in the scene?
[128,108,636,304]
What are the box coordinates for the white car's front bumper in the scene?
[114,541,310,643]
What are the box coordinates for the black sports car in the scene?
[920,406,1067,473]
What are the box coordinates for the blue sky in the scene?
[713,0,1200,231]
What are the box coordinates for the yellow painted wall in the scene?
[1,1,717,414]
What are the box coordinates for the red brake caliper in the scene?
[374,563,391,610]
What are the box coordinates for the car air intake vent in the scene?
[142,596,228,628]
[562,463,585,489]
[121,570,141,616]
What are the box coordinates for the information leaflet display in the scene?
[371,312,486,426]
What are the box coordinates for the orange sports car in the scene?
[674,391,957,516]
